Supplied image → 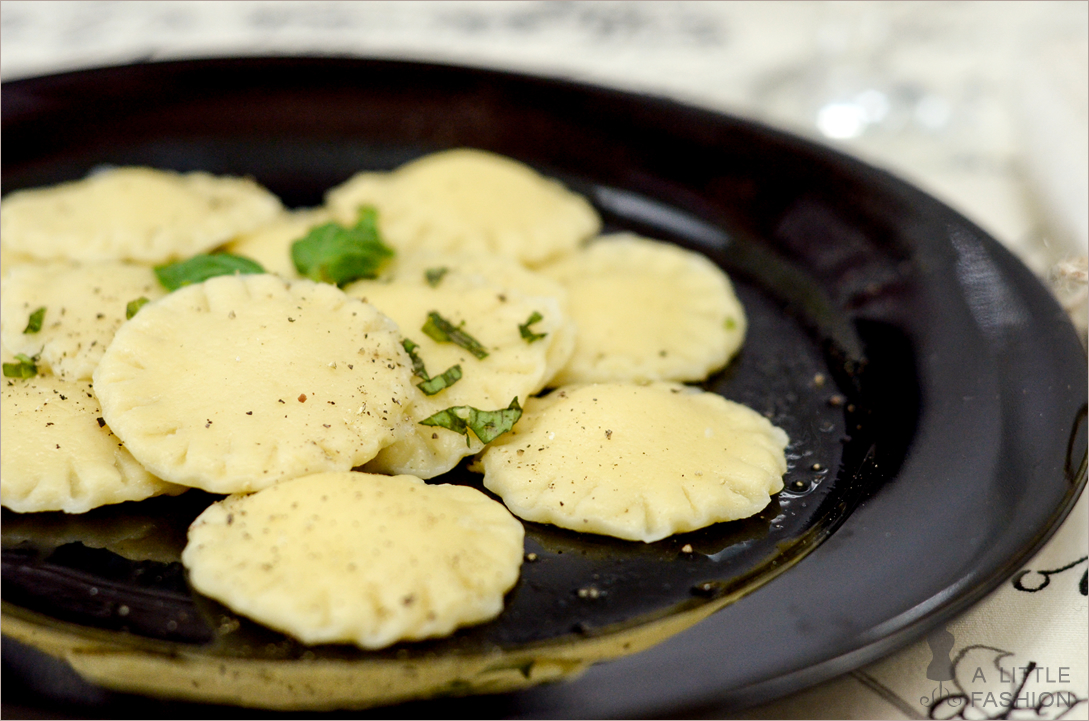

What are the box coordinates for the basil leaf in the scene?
[126,297,150,320]
[468,397,523,443]
[291,206,393,286]
[417,364,462,396]
[401,338,430,379]
[23,307,46,334]
[3,353,39,379]
[424,267,448,287]
[402,337,462,395]
[421,311,489,359]
[419,397,522,445]
[518,311,547,343]
[419,406,469,440]
[155,254,265,291]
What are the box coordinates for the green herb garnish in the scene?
[401,338,429,379]
[518,311,547,343]
[155,254,265,291]
[416,364,463,395]
[425,267,449,287]
[419,397,522,445]
[291,206,393,286]
[126,297,150,320]
[3,353,39,379]
[401,337,462,396]
[23,307,46,334]
[421,312,489,359]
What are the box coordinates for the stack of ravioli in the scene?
[0,150,789,650]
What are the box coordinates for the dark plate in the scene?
[1,57,1085,718]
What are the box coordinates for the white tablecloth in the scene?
[2,2,1086,718]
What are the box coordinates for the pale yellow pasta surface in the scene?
[542,233,747,385]
[346,269,569,478]
[93,274,414,494]
[0,167,282,264]
[1,261,166,381]
[479,382,788,542]
[1,361,185,514]
[224,208,332,279]
[326,148,600,266]
[182,471,524,648]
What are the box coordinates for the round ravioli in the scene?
[1,506,187,564]
[181,471,525,649]
[541,233,747,384]
[479,382,789,543]
[92,274,415,494]
[0,167,283,264]
[380,250,576,387]
[1,364,185,514]
[0,245,36,276]
[345,271,569,478]
[224,207,333,279]
[383,248,570,303]
[1,261,167,381]
[325,149,601,266]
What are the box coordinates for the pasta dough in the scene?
[541,233,747,384]
[0,261,166,381]
[181,471,524,648]
[379,250,576,386]
[382,248,570,306]
[325,149,600,266]
[479,382,788,543]
[1,357,185,514]
[92,274,415,494]
[345,269,570,478]
[0,167,282,264]
[224,208,333,279]
[0,246,35,276]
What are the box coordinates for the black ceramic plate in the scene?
[1,58,1085,718]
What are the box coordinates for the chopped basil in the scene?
[417,364,462,396]
[419,397,522,445]
[291,206,393,286]
[401,338,429,379]
[424,267,449,287]
[126,297,150,320]
[421,312,489,359]
[469,397,523,443]
[401,337,462,395]
[3,353,39,379]
[518,311,547,343]
[23,307,46,334]
[725,317,737,330]
[420,407,470,442]
[155,254,265,291]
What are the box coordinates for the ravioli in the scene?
[0,167,282,264]
[325,148,601,266]
[224,208,333,279]
[181,471,524,648]
[379,250,577,387]
[0,246,35,276]
[345,269,571,478]
[92,274,415,494]
[0,261,166,381]
[541,233,747,384]
[1,358,186,514]
[479,382,789,542]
